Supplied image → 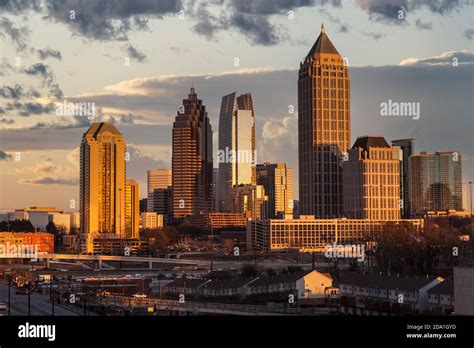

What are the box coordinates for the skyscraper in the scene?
[298,24,350,218]
[392,139,415,218]
[172,87,213,218]
[80,122,126,253]
[343,136,400,220]
[147,169,172,212]
[124,179,140,238]
[256,162,293,218]
[218,92,256,212]
[410,151,462,216]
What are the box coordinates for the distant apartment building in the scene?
[147,169,171,212]
[80,122,126,253]
[172,87,213,218]
[391,139,415,218]
[343,136,401,220]
[217,92,256,212]
[0,232,54,255]
[410,151,462,216]
[70,211,80,232]
[150,188,172,223]
[256,162,293,218]
[124,179,140,239]
[187,212,246,231]
[140,212,163,229]
[247,216,423,252]
[233,184,267,220]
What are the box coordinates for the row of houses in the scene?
[158,270,335,303]
[156,269,460,315]
[338,272,454,315]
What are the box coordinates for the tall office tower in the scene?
[212,168,219,211]
[233,184,267,220]
[151,188,172,223]
[298,24,350,218]
[147,169,172,212]
[343,136,400,220]
[80,122,126,253]
[172,87,213,218]
[218,92,256,212]
[256,162,294,218]
[124,179,140,238]
[392,139,415,218]
[410,151,462,216]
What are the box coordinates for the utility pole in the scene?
[210,226,214,272]
[50,274,54,316]
[8,275,11,316]
[28,281,31,316]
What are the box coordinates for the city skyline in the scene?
[1,2,473,211]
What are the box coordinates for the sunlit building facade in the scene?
[172,87,213,218]
[410,151,462,216]
[298,25,350,218]
[343,136,401,220]
[125,179,140,239]
[218,92,256,212]
[80,122,126,253]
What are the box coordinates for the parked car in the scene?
[15,288,28,295]
[0,302,7,310]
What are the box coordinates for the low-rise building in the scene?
[247,216,424,252]
[187,212,246,231]
[140,212,163,229]
[0,232,54,257]
[428,278,454,315]
[338,272,444,315]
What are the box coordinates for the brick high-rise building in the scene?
[80,122,126,253]
[343,136,400,220]
[298,24,350,218]
[172,87,213,218]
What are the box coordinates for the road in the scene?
[0,281,78,316]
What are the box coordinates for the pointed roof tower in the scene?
[306,23,340,57]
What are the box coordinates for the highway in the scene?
[0,280,79,316]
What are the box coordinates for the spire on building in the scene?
[306,24,339,57]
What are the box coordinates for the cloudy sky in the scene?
[0,0,473,211]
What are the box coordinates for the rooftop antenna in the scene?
[321,23,325,34]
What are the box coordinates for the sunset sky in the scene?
[0,0,473,211]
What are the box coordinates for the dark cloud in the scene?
[0,84,41,99]
[0,16,30,51]
[465,28,474,40]
[318,8,350,34]
[169,47,191,54]
[0,150,12,160]
[191,0,341,46]
[0,118,15,125]
[125,44,147,63]
[22,63,64,98]
[356,0,465,25]
[415,18,432,30]
[5,102,55,116]
[18,177,78,186]
[41,0,182,41]
[363,31,385,40]
[37,48,62,60]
